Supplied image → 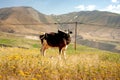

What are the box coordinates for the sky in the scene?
[0,0,120,15]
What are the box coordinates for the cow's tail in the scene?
[39,34,45,44]
[39,35,44,39]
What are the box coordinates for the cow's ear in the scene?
[64,30,69,34]
[58,29,63,33]
[58,29,60,32]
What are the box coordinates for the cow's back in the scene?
[45,33,66,47]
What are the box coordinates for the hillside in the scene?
[54,11,120,26]
[53,11,120,41]
[0,6,120,52]
[0,7,57,35]
[52,11,120,52]
[0,7,120,41]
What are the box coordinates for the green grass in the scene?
[0,34,40,48]
[0,38,16,45]
[32,44,40,48]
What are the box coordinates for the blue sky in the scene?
[0,0,120,15]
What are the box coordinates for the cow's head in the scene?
[64,29,72,34]
[58,29,72,42]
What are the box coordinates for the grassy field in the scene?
[0,34,120,80]
[0,32,40,48]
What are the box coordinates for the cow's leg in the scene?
[59,47,62,55]
[59,46,67,60]
[61,45,68,60]
[40,39,49,56]
[40,45,47,56]
[40,45,44,56]
[59,47,62,60]
[61,48,66,60]
[62,49,66,59]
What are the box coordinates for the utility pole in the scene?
[74,22,77,50]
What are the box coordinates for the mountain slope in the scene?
[0,7,57,35]
[0,7,120,41]
[53,11,120,41]
[0,6,120,52]
[54,11,120,26]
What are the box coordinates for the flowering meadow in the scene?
[0,44,120,80]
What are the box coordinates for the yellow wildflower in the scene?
[18,70,25,76]
[36,74,41,78]
[10,65,16,69]
[32,78,38,80]
[0,75,2,79]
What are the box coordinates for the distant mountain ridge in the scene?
[54,10,120,27]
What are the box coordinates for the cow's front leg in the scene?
[59,47,67,60]
[61,49,66,60]
[59,47,63,60]
[61,45,68,60]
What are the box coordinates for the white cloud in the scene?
[112,0,117,3]
[86,5,96,11]
[75,5,96,11]
[101,4,120,13]
[75,5,85,10]
[111,0,119,3]
[75,4,120,14]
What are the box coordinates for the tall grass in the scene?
[0,44,120,80]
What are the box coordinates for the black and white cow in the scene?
[39,30,72,58]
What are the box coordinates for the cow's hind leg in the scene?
[40,45,46,56]
[40,39,49,56]
[40,46,44,56]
